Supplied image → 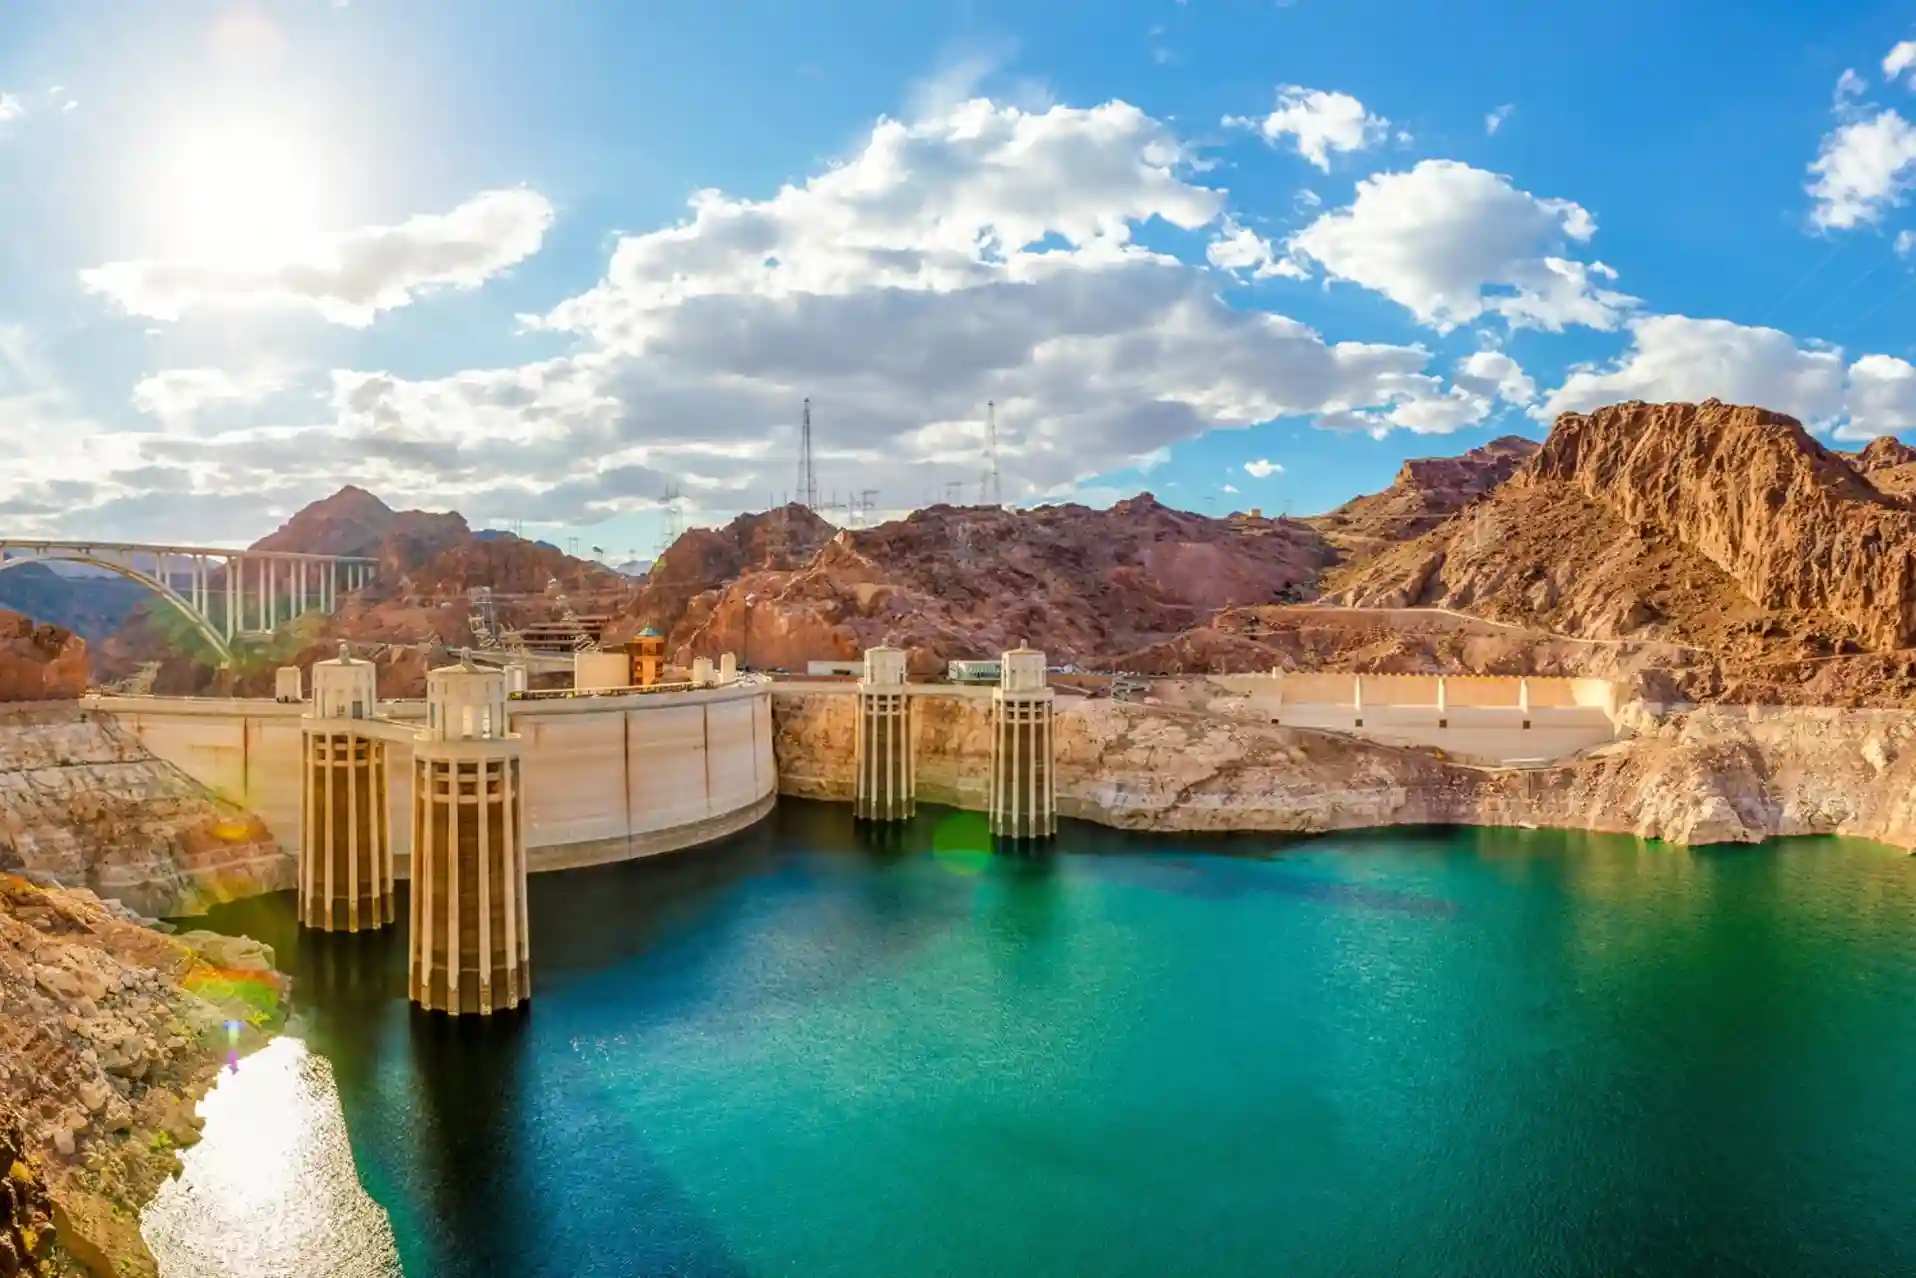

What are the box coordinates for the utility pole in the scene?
[655,485,685,558]
[798,397,819,511]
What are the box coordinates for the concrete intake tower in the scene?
[409,661,530,1015]
[854,645,915,821]
[988,645,1056,840]
[299,647,394,932]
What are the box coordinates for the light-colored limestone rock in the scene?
[774,688,1916,851]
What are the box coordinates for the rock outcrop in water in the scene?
[0,874,284,1277]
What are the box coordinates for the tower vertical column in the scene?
[855,645,914,821]
[409,661,529,1015]
[298,645,394,932]
[989,645,1056,841]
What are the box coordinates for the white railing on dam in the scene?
[1205,672,1624,763]
[88,681,777,874]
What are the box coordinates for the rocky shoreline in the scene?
[0,875,285,1277]
[771,689,1916,852]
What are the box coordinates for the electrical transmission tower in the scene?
[856,489,879,528]
[798,397,819,511]
[944,480,967,506]
[655,485,686,558]
[979,399,1002,508]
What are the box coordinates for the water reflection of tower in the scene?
[409,662,530,1016]
[403,1011,538,1277]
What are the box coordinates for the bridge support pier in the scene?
[855,646,914,821]
[410,662,530,1016]
[299,648,394,932]
[989,645,1056,841]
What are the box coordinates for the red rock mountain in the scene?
[97,488,619,691]
[1324,400,1916,702]
[1310,434,1541,549]
[1848,434,1916,501]
[1529,400,1916,649]
[1852,435,1916,472]
[662,495,1335,672]
[605,505,835,646]
[249,485,470,577]
[0,612,87,701]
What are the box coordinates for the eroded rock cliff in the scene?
[0,616,87,705]
[0,706,288,919]
[0,874,284,1277]
[1311,434,1540,557]
[1527,400,1916,649]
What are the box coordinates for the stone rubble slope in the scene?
[0,874,283,1277]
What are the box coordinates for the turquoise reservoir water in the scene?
[161,803,1916,1277]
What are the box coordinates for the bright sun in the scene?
[151,119,326,270]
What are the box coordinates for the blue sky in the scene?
[6,0,1916,556]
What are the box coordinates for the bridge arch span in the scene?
[0,552,233,663]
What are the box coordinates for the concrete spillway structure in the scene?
[299,648,393,932]
[989,645,1056,840]
[409,662,529,1016]
[854,645,914,821]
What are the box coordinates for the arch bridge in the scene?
[0,538,378,664]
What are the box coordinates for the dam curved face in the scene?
[94,679,780,876]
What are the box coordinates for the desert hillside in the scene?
[14,399,1916,704]
[648,494,1334,674]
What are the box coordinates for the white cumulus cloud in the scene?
[1243,458,1282,478]
[1485,104,1514,135]
[1286,159,1635,332]
[0,93,23,123]
[1455,349,1537,406]
[131,368,287,431]
[21,97,1536,537]
[1227,85,1389,171]
[1886,40,1916,84]
[81,187,555,326]
[1807,109,1916,230]
[1205,217,1306,280]
[1537,314,1847,425]
[1844,353,1916,439]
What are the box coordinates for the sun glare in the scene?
[151,119,326,269]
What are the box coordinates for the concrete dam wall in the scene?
[93,682,778,875]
